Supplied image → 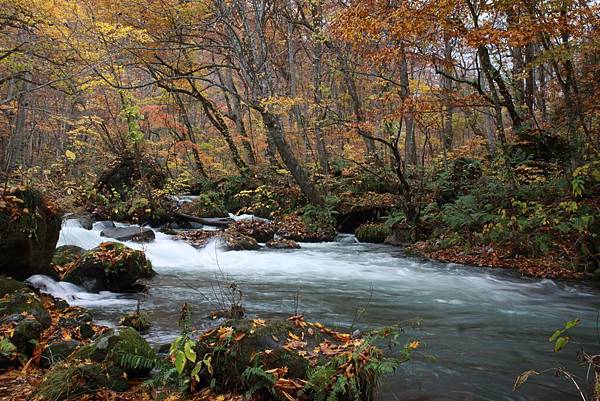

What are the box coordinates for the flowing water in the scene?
[29,221,600,401]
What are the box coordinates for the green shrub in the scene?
[355,223,390,244]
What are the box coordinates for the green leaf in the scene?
[554,336,569,352]
[204,355,213,375]
[513,370,540,390]
[549,330,562,343]
[564,318,580,330]
[175,350,186,374]
[170,335,182,356]
[184,340,197,363]
[191,361,203,381]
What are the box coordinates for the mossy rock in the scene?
[0,187,61,280]
[226,219,275,243]
[193,319,314,393]
[62,242,155,292]
[52,245,85,267]
[72,327,157,377]
[222,233,261,251]
[355,223,391,244]
[277,215,336,243]
[119,312,151,334]
[41,340,80,368]
[0,276,51,328]
[266,238,301,249]
[36,361,129,400]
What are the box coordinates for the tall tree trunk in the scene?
[399,47,416,165]
[312,23,329,174]
[222,68,256,166]
[6,72,31,170]
[261,110,323,205]
[442,36,454,151]
[340,55,377,158]
[174,93,208,177]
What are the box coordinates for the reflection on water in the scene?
[31,221,600,401]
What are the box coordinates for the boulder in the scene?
[12,317,43,355]
[52,245,85,266]
[41,340,80,367]
[62,242,155,292]
[193,319,311,392]
[72,326,157,377]
[95,220,116,229]
[118,312,151,334]
[266,238,301,249]
[223,234,260,251]
[36,361,129,400]
[276,215,336,243]
[0,276,51,328]
[100,226,155,242]
[0,188,61,280]
[226,219,275,243]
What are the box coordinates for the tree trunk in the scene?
[340,55,377,158]
[261,110,323,205]
[399,47,417,165]
[312,10,329,174]
[442,36,454,151]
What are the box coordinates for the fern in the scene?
[110,328,158,371]
[241,365,277,398]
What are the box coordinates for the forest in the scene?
[0,0,599,400]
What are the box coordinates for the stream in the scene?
[29,220,600,401]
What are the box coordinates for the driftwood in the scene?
[174,212,234,228]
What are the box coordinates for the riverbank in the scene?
[409,241,585,280]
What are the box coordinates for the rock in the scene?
[266,238,301,249]
[41,340,80,367]
[384,221,413,246]
[355,223,390,244]
[193,319,311,392]
[0,276,51,328]
[36,361,129,399]
[62,242,155,292]
[223,234,260,251]
[12,317,43,355]
[0,187,61,280]
[176,230,219,248]
[118,312,151,334]
[62,213,93,230]
[79,323,95,339]
[276,215,336,243]
[100,226,155,242]
[95,220,116,229]
[73,327,157,377]
[226,219,275,243]
[52,245,85,266]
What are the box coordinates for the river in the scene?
[28,220,600,401]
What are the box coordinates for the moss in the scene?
[178,191,227,217]
[0,187,61,280]
[0,276,51,328]
[119,312,151,334]
[355,223,391,244]
[52,245,85,266]
[63,242,154,292]
[36,361,129,400]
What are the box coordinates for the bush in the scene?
[355,223,391,243]
[178,191,227,217]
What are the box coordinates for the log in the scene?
[174,212,234,228]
